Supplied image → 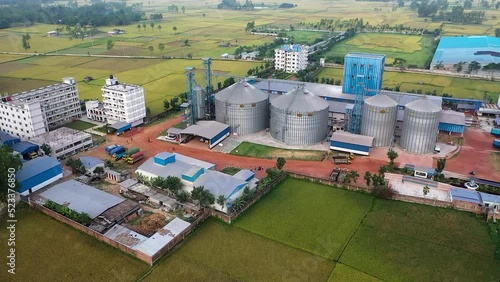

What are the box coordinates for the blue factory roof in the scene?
[80,156,105,169]
[280,44,305,52]
[450,187,482,204]
[16,156,60,183]
[0,131,20,146]
[478,192,500,204]
[431,36,500,66]
[345,52,386,60]
[12,141,39,155]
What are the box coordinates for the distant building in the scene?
[102,75,146,126]
[431,36,500,71]
[47,31,59,37]
[342,52,385,96]
[240,51,259,60]
[274,44,309,73]
[80,156,105,175]
[85,100,106,123]
[107,29,125,35]
[0,77,82,138]
[30,127,93,160]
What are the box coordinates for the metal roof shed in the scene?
[330,131,374,156]
[133,217,190,256]
[180,121,230,149]
[109,121,131,134]
[439,110,466,134]
[12,141,39,155]
[39,179,125,219]
[16,156,63,195]
[450,187,482,204]
[0,131,20,146]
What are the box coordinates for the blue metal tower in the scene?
[202,58,214,119]
[185,67,197,125]
[349,75,365,134]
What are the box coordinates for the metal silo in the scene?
[214,80,269,135]
[270,86,329,145]
[361,93,398,147]
[194,86,206,119]
[400,97,441,154]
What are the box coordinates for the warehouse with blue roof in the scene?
[431,36,500,71]
[0,131,20,146]
[136,152,257,212]
[16,156,63,196]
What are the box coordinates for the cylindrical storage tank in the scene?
[194,86,205,119]
[361,93,398,147]
[270,86,329,145]
[215,80,269,135]
[400,97,441,154]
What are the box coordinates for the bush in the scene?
[372,185,395,199]
[44,200,92,225]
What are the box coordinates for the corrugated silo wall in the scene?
[270,106,329,145]
[361,103,397,147]
[215,99,227,124]
[400,108,440,154]
[195,88,205,119]
[225,99,268,135]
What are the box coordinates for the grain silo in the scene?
[270,86,329,145]
[361,93,398,147]
[194,86,205,119]
[215,80,269,135]
[400,96,441,154]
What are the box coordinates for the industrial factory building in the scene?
[102,75,146,127]
[30,127,93,160]
[342,53,385,96]
[16,156,63,196]
[270,86,329,145]
[439,110,466,135]
[361,93,398,147]
[215,81,269,135]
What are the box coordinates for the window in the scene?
[353,63,357,67]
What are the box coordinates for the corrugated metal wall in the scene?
[438,122,465,134]
[361,103,398,147]
[400,109,440,154]
[215,100,268,135]
[342,55,385,96]
[270,107,329,145]
[19,164,62,193]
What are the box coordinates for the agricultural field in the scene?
[234,178,374,260]
[324,33,435,67]
[0,55,263,115]
[143,219,334,282]
[319,67,500,101]
[230,141,326,161]
[0,208,150,282]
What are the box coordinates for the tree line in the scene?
[218,0,255,10]
[0,1,144,29]
[410,0,486,24]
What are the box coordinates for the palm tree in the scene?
[231,197,247,212]
[216,195,225,209]
[137,24,141,32]
[148,45,154,55]
[157,25,162,32]
[173,26,177,34]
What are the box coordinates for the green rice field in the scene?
[0,208,150,282]
[319,67,500,101]
[2,178,500,281]
[324,33,435,67]
[0,56,262,115]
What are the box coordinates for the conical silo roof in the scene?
[215,80,268,104]
[364,93,398,107]
[271,86,329,112]
[406,96,441,113]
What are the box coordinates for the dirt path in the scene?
[80,116,386,180]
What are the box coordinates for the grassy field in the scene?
[319,67,500,101]
[328,264,381,282]
[64,120,97,131]
[0,208,149,282]
[234,178,374,260]
[0,56,262,115]
[144,219,334,282]
[230,141,326,161]
[324,33,434,67]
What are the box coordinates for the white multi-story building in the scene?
[30,127,93,160]
[0,77,81,138]
[274,44,309,73]
[85,100,106,123]
[102,76,146,126]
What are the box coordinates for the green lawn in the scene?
[144,219,334,282]
[221,166,241,175]
[64,120,97,131]
[230,141,326,161]
[324,33,435,67]
[0,208,149,282]
[318,67,500,101]
[234,178,374,260]
[339,199,500,282]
